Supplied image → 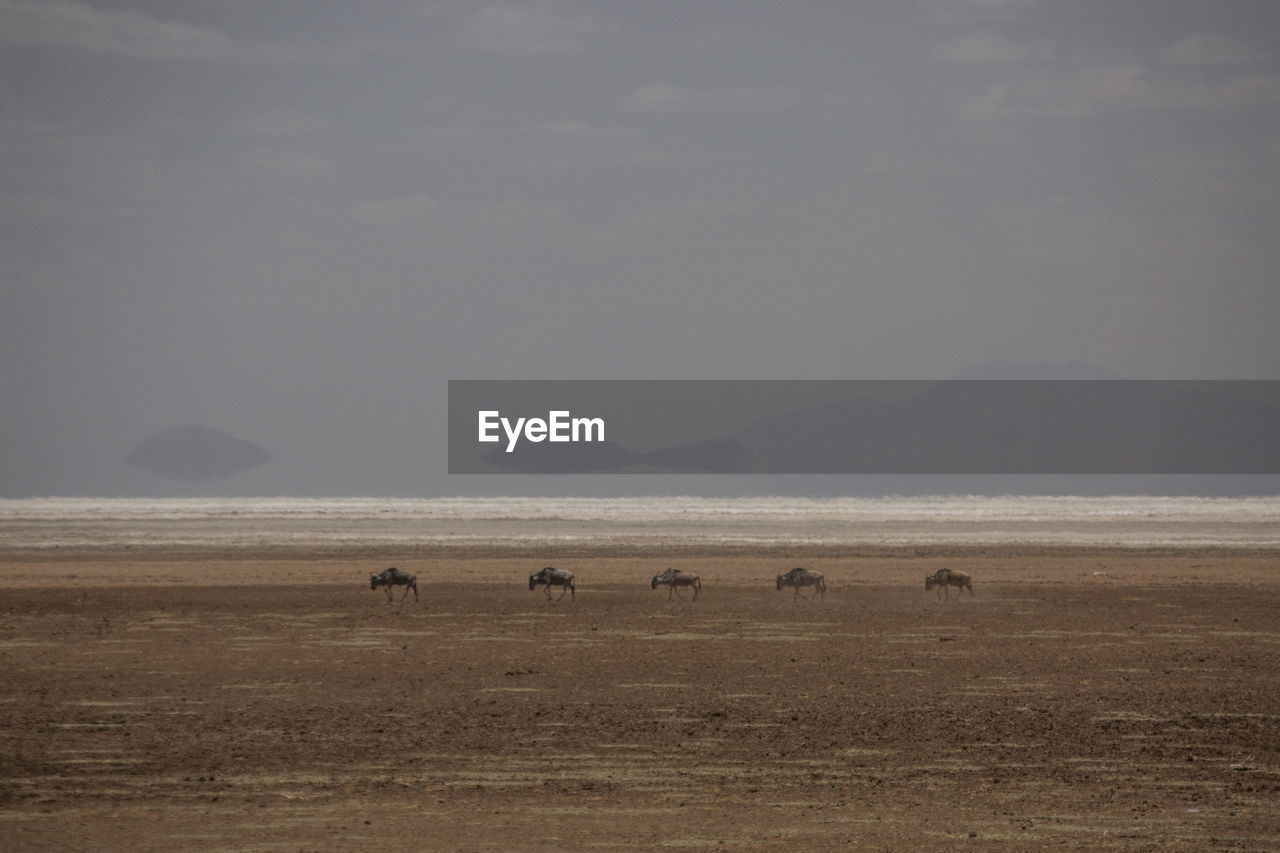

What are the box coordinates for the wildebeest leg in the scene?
[556,584,568,601]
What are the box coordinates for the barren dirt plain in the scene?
[2,543,1279,851]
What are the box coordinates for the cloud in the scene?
[624,83,701,113]
[1161,33,1264,68]
[236,110,344,139]
[917,0,1040,25]
[936,30,1032,65]
[451,0,617,53]
[535,120,640,140]
[350,194,437,227]
[0,0,354,64]
[1220,73,1280,110]
[0,0,235,60]
[239,149,335,180]
[957,64,1280,122]
[957,65,1149,121]
[622,83,806,116]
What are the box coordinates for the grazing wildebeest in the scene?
[651,568,701,600]
[777,567,826,600]
[370,567,418,602]
[925,568,973,600]
[529,566,575,600]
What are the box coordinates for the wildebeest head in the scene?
[924,574,936,590]
[777,574,785,590]
[529,572,541,590]
[370,574,379,590]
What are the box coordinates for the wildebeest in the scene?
[370,567,418,602]
[776,567,825,600]
[925,568,973,600]
[529,566,575,600]
[651,568,701,600]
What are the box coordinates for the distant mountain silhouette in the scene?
[950,362,1125,380]
[641,437,758,473]
[126,425,271,481]
[480,440,642,473]
[461,368,1280,477]
[645,380,1280,475]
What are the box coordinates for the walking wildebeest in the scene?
[925,567,973,600]
[776,567,826,600]
[370,567,418,602]
[529,566,575,600]
[651,568,701,600]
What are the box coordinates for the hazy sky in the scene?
[3,1,1279,496]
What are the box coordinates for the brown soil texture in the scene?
[2,546,1278,851]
